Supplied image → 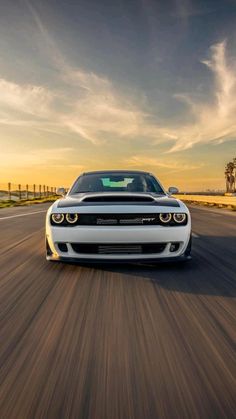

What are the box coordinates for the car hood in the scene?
[56,192,181,208]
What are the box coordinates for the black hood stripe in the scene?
[57,199,180,208]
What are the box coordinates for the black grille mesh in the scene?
[71,243,166,255]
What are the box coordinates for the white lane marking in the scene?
[192,232,200,238]
[0,210,47,220]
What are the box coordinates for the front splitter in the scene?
[46,254,191,264]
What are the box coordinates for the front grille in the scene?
[71,243,166,255]
[76,214,159,225]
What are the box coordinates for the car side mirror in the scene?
[56,187,66,196]
[168,186,179,195]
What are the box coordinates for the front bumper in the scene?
[46,224,191,262]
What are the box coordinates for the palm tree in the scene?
[225,161,235,192]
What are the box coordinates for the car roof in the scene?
[81,170,152,176]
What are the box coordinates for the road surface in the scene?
[0,204,235,419]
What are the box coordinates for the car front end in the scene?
[46,190,191,263]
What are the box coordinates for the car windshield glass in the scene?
[70,173,164,194]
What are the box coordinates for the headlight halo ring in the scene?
[65,213,79,224]
[51,213,65,224]
[173,213,187,224]
[159,213,172,223]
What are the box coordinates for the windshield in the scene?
[70,172,164,194]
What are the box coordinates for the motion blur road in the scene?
[0,203,235,419]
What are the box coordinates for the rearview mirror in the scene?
[56,187,66,196]
[168,186,179,195]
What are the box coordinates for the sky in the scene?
[0,0,236,191]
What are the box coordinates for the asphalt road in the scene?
[0,203,235,419]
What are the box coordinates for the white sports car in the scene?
[46,170,191,263]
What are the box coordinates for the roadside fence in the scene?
[0,183,58,202]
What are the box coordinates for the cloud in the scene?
[0,2,169,144]
[0,18,236,154]
[61,70,154,144]
[24,0,66,70]
[126,155,203,172]
[60,40,236,152]
[0,70,165,145]
[168,40,236,151]
[172,0,215,19]
[0,78,53,118]
[17,3,236,151]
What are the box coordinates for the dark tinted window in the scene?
[70,173,164,194]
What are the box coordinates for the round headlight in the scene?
[173,213,187,224]
[52,213,64,224]
[65,213,78,224]
[159,213,172,223]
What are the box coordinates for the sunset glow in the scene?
[0,0,236,190]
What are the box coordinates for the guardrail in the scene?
[176,194,236,207]
[0,183,58,202]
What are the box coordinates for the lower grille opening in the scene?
[58,242,68,253]
[71,243,166,255]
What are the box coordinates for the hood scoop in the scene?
[81,195,155,203]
